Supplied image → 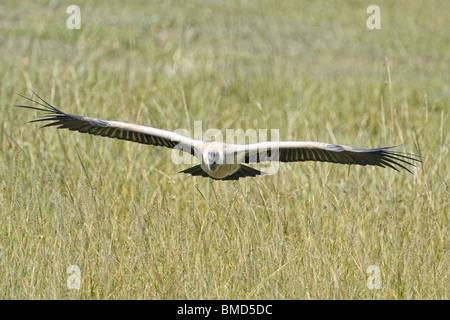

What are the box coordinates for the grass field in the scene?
[0,0,448,299]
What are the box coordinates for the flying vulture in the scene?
[15,91,420,180]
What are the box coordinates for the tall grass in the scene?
[0,0,448,299]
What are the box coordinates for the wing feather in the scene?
[15,91,199,156]
[235,141,420,173]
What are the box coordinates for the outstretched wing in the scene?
[15,91,200,156]
[234,141,420,173]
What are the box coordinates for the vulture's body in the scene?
[15,92,420,180]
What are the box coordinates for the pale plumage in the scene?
[15,92,420,180]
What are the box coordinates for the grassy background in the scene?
[0,0,448,299]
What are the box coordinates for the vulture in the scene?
[15,91,420,180]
